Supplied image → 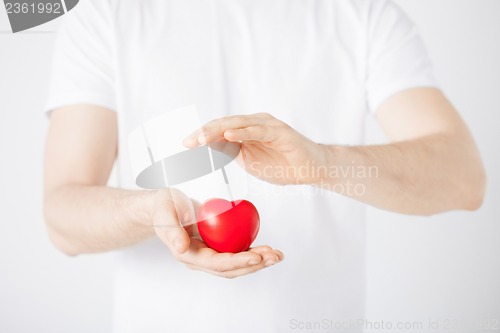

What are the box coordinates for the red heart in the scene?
[197,198,260,253]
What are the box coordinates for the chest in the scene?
[114,0,369,145]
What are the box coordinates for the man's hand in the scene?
[44,105,284,278]
[183,113,324,185]
[183,88,486,215]
[151,188,284,279]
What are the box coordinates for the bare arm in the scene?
[185,88,486,215]
[43,105,283,278]
[43,105,155,255]
[320,88,486,215]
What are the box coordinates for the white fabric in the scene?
[45,0,438,332]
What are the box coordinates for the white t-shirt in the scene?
[46,0,437,332]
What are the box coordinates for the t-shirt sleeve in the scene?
[365,0,439,113]
[44,0,116,114]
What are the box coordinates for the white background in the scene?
[0,1,499,332]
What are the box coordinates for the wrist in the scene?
[308,144,343,186]
[125,189,158,228]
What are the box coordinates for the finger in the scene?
[185,251,283,279]
[154,204,191,254]
[177,239,263,272]
[248,245,274,254]
[183,115,271,147]
[185,198,202,239]
[185,260,267,279]
[274,249,285,261]
[223,125,278,143]
[183,224,197,238]
[220,257,284,278]
[249,246,282,266]
[191,198,202,212]
[169,189,197,227]
[182,128,204,148]
[153,190,194,254]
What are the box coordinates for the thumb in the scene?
[153,190,193,254]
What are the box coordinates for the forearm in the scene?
[44,185,156,255]
[316,133,486,215]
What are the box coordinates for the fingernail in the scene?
[265,260,277,267]
[182,137,196,146]
[248,259,260,265]
[173,238,182,252]
[198,134,207,145]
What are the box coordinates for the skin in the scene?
[44,105,283,278]
[44,88,486,278]
[184,88,486,215]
